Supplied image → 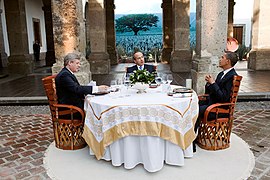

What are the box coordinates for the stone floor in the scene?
[0,60,270,179]
[0,104,270,180]
[1,61,270,100]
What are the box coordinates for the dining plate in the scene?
[173,88,193,93]
[92,92,109,96]
[149,84,158,88]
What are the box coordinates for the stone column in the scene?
[4,0,33,75]
[42,4,55,67]
[51,0,91,84]
[161,0,173,63]
[171,0,192,72]
[0,9,8,68]
[106,0,117,65]
[227,0,235,37]
[191,0,228,94]
[85,3,90,58]
[248,0,270,70]
[88,0,110,74]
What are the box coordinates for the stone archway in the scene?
[98,0,191,74]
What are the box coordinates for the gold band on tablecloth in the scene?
[86,97,193,120]
[82,115,197,160]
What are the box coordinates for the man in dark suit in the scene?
[126,51,156,73]
[193,51,239,152]
[33,40,40,61]
[55,53,108,110]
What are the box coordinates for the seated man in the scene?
[55,53,108,111]
[126,51,156,74]
[193,51,239,152]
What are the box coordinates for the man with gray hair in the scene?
[55,53,108,110]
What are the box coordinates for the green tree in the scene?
[115,14,159,36]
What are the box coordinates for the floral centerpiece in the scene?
[129,69,155,84]
[129,69,155,93]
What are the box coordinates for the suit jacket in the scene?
[205,68,238,105]
[126,64,156,74]
[55,67,92,109]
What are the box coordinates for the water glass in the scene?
[110,80,118,92]
[162,83,170,93]
[155,75,162,85]
[161,74,167,84]
[167,74,173,84]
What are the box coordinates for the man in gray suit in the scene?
[55,53,108,110]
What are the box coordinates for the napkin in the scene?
[87,81,96,86]
[172,93,192,98]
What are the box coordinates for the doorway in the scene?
[33,18,42,46]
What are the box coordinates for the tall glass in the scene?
[123,73,131,96]
[155,73,162,86]
[109,80,118,94]
[117,79,124,97]
[161,74,167,84]
[167,74,173,84]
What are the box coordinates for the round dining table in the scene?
[82,85,199,172]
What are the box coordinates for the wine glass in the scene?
[161,74,167,84]
[117,79,124,97]
[117,78,123,86]
[155,73,162,85]
[123,74,131,89]
[167,74,173,84]
[110,80,117,92]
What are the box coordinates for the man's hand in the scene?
[205,75,215,84]
[98,85,109,92]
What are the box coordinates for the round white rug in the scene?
[44,134,254,180]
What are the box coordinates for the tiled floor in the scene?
[0,110,270,179]
[0,60,270,179]
[0,114,53,179]
[0,60,270,98]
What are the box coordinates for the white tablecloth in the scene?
[83,85,199,172]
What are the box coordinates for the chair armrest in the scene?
[198,94,209,101]
[203,102,234,123]
[52,103,85,123]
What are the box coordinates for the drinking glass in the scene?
[117,78,123,86]
[161,74,167,84]
[167,74,173,84]
[110,80,118,92]
[123,74,131,89]
[117,79,124,97]
[122,74,131,97]
[155,73,162,85]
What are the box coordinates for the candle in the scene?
[186,79,192,89]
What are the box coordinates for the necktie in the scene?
[220,71,224,79]
[217,71,224,83]
[139,66,143,70]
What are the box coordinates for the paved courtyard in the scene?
[0,102,270,180]
[0,60,270,179]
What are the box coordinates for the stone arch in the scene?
[87,0,192,74]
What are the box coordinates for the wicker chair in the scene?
[42,75,86,150]
[196,75,242,150]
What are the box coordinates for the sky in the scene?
[114,0,252,17]
[234,0,254,19]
